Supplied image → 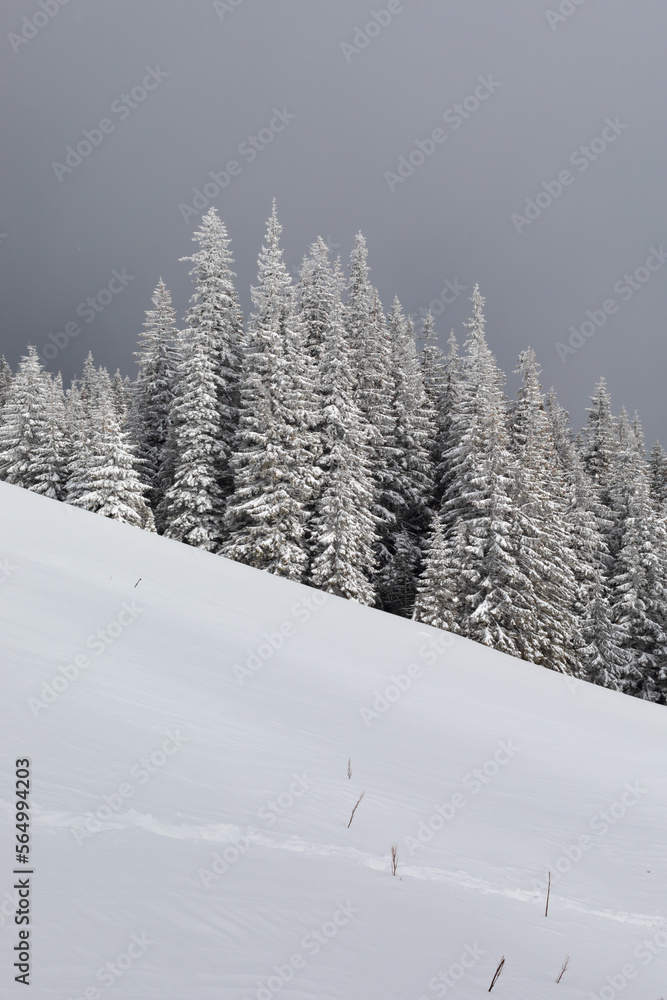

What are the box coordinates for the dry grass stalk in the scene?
[347,791,365,828]
[488,957,505,992]
[555,955,570,984]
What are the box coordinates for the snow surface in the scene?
[1,480,666,999]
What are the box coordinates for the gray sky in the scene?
[1,0,665,444]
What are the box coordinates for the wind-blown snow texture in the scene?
[1,481,666,999]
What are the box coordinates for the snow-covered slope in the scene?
[1,481,666,999]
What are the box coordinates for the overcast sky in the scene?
[1,0,665,444]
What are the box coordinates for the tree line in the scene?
[2,204,666,702]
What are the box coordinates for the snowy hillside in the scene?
[1,480,666,999]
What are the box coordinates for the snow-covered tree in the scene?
[649,441,667,511]
[0,357,12,410]
[223,203,319,579]
[345,235,400,563]
[509,350,581,672]
[580,378,617,499]
[178,208,244,506]
[378,298,436,615]
[129,278,179,518]
[414,514,461,632]
[579,577,632,690]
[161,209,245,548]
[32,371,68,500]
[310,264,377,603]
[297,236,339,369]
[421,287,533,657]
[160,327,225,550]
[68,373,154,529]
[607,411,667,701]
[0,347,60,493]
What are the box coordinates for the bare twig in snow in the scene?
[390,843,398,876]
[488,957,505,992]
[347,792,365,828]
[555,955,570,983]
[545,870,551,916]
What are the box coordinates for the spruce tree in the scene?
[68,369,154,529]
[310,266,377,603]
[510,350,581,672]
[130,278,179,518]
[607,411,667,701]
[428,287,532,656]
[178,207,244,508]
[32,371,68,500]
[160,326,225,550]
[223,203,319,580]
[378,297,436,615]
[0,347,56,492]
[649,441,667,511]
[0,357,12,410]
[414,515,462,632]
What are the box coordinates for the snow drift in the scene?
[1,480,666,999]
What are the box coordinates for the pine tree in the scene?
[68,371,154,530]
[298,236,339,369]
[160,326,225,550]
[580,378,617,500]
[434,330,462,507]
[0,356,12,410]
[414,515,461,632]
[111,369,129,423]
[509,350,581,672]
[310,267,377,603]
[545,389,610,656]
[420,312,447,408]
[161,209,245,549]
[607,411,667,701]
[579,577,631,690]
[344,235,403,600]
[223,203,319,579]
[32,371,68,500]
[649,441,667,511]
[425,287,532,656]
[178,208,244,507]
[130,278,180,518]
[378,297,436,615]
[0,347,57,492]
